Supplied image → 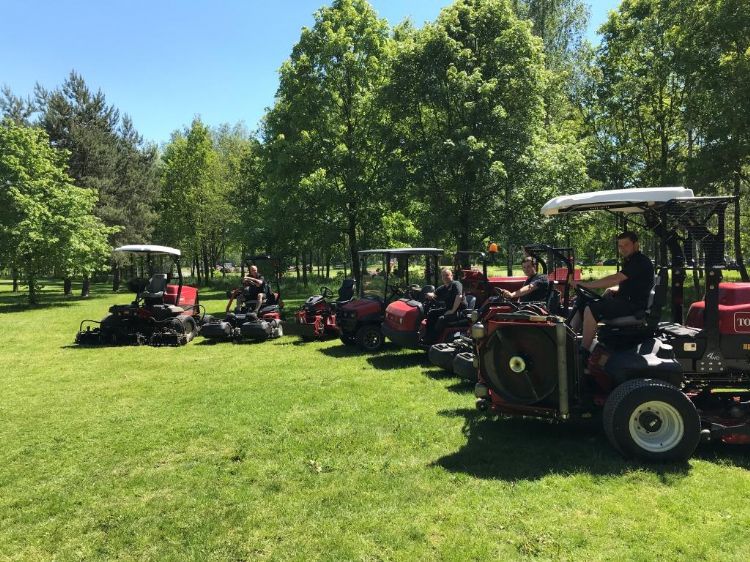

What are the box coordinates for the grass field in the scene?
[1,279,749,560]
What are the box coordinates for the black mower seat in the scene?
[259,304,280,315]
[600,270,663,328]
[338,279,355,302]
[142,274,168,302]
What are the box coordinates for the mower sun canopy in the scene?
[541,187,695,216]
[358,248,444,257]
[114,244,181,257]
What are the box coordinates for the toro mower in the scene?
[466,187,750,461]
[287,279,356,340]
[428,245,576,380]
[336,248,443,352]
[75,245,200,346]
[200,255,284,343]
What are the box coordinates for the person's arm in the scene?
[505,283,535,300]
[576,271,626,290]
[449,293,462,314]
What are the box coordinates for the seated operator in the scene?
[499,256,550,302]
[574,231,654,352]
[423,268,465,343]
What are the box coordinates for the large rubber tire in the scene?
[356,324,384,352]
[602,378,700,462]
[340,333,357,346]
[429,343,457,372]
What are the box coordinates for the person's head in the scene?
[521,256,538,277]
[249,265,259,278]
[441,268,453,285]
[617,231,640,259]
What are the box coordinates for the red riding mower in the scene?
[381,250,506,351]
[288,279,356,340]
[466,187,750,461]
[76,245,200,346]
[428,245,576,380]
[335,248,444,352]
[200,255,284,342]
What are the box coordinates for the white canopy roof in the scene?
[541,187,695,216]
[114,244,181,257]
[358,248,444,256]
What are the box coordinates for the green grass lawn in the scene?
[1,280,749,560]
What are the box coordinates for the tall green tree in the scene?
[595,0,687,188]
[676,0,750,278]
[0,121,114,303]
[384,0,547,259]
[263,0,393,285]
[35,71,159,292]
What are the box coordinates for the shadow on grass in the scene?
[421,366,475,393]
[433,408,695,481]
[317,341,407,359]
[366,351,428,370]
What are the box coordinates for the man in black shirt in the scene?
[499,256,550,303]
[226,265,266,314]
[423,268,465,343]
[576,231,655,350]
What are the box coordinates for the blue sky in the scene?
[0,0,620,145]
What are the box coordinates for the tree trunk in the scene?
[348,215,360,288]
[81,276,90,297]
[195,256,202,285]
[295,255,300,281]
[733,171,749,281]
[302,251,308,288]
[202,245,210,282]
[112,264,121,292]
[12,267,18,292]
[506,241,513,276]
[64,277,73,295]
[28,272,36,305]
[325,253,330,279]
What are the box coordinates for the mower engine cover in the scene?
[336,297,383,330]
[384,299,424,331]
[686,282,750,334]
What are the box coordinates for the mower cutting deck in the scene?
[75,245,200,346]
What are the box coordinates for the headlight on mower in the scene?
[471,322,486,340]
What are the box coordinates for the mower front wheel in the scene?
[603,378,700,462]
[356,324,384,352]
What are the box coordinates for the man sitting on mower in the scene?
[575,231,654,351]
[499,256,550,302]
[226,265,266,314]
[424,268,465,343]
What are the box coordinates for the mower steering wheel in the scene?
[320,286,334,299]
[575,284,600,302]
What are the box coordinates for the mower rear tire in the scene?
[357,324,384,352]
[603,378,700,462]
